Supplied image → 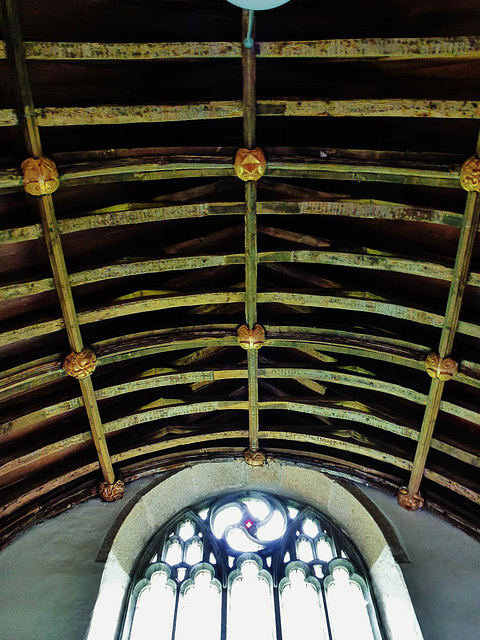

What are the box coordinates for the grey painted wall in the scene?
[0,476,479,640]
[363,486,480,640]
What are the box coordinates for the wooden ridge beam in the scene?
[407,135,480,498]
[1,36,480,61]
[241,9,261,456]
[0,0,115,487]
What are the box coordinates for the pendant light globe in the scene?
[226,0,291,10]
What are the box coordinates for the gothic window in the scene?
[119,492,384,640]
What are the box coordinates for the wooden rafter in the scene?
[0,152,462,195]
[5,289,472,350]
[3,323,480,404]
[0,99,478,129]
[0,323,480,399]
[0,0,115,487]
[4,367,480,438]
[0,197,468,246]
[1,36,480,61]
[407,133,480,499]
[4,250,480,301]
[1,0,480,546]
[2,420,479,524]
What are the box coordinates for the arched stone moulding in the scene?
[86,460,423,640]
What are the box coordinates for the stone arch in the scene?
[86,460,423,640]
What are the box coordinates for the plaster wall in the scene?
[0,469,478,640]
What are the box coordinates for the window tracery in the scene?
[120,491,384,640]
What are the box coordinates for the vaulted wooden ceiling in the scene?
[1,0,480,548]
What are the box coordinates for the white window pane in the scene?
[178,521,195,542]
[212,506,243,538]
[175,570,221,640]
[256,509,286,542]
[297,538,314,563]
[316,538,334,562]
[226,527,263,552]
[244,497,269,520]
[228,561,276,640]
[281,569,329,640]
[177,567,187,582]
[131,572,175,640]
[302,518,320,538]
[327,567,375,640]
[313,564,324,579]
[185,539,203,565]
[164,540,183,565]
[127,494,382,640]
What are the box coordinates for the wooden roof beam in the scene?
[0,199,466,246]
[1,36,479,61]
[3,289,480,350]
[403,137,480,509]
[0,0,118,495]
[1,99,479,129]
[3,426,480,523]
[4,366,480,439]
[3,447,480,550]
[4,250,478,301]
[0,153,462,194]
[240,10,262,460]
[4,325,480,403]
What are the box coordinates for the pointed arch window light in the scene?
[119,491,384,640]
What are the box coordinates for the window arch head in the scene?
[120,491,385,640]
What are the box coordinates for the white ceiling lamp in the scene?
[226,0,291,9]
[227,0,292,48]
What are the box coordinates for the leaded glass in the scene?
[228,556,276,640]
[120,492,385,640]
[280,563,329,640]
[175,565,221,640]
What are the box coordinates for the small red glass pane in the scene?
[245,519,254,529]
